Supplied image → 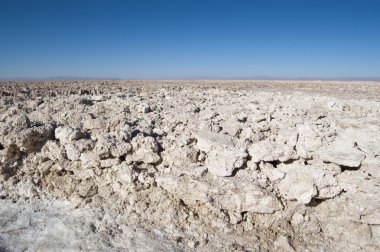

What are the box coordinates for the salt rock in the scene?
[278,173,317,205]
[220,121,243,137]
[0,144,22,166]
[179,165,208,177]
[38,160,54,176]
[248,140,276,163]
[15,178,38,199]
[100,158,120,168]
[260,162,285,182]
[194,130,235,153]
[350,126,380,158]
[318,137,365,168]
[337,170,380,225]
[296,124,323,159]
[137,103,151,113]
[337,169,379,195]
[14,126,53,152]
[73,168,96,181]
[42,140,66,161]
[319,127,379,169]
[65,143,81,161]
[161,145,198,167]
[319,149,365,168]
[212,183,281,213]
[80,152,100,169]
[194,130,247,176]
[276,128,298,160]
[156,175,283,213]
[93,133,131,158]
[205,146,247,177]
[239,127,255,141]
[278,163,341,204]
[82,117,107,131]
[248,128,298,163]
[75,182,98,197]
[316,186,380,226]
[92,133,114,154]
[110,142,132,158]
[128,134,160,164]
[28,110,52,126]
[55,127,84,143]
[75,139,95,153]
[115,162,136,184]
[11,114,30,131]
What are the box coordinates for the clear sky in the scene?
[0,0,379,79]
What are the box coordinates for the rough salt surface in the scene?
[0,80,379,252]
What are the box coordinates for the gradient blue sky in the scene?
[1,0,379,79]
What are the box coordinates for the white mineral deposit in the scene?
[0,80,379,251]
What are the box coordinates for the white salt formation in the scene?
[0,80,379,251]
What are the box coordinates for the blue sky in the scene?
[0,0,379,79]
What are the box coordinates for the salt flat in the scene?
[0,80,379,251]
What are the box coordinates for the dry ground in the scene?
[0,80,379,251]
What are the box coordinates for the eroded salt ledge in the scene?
[0,81,379,251]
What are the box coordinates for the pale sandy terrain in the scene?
[0,80,379,251]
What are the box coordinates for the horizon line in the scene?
[2,76,380,82]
